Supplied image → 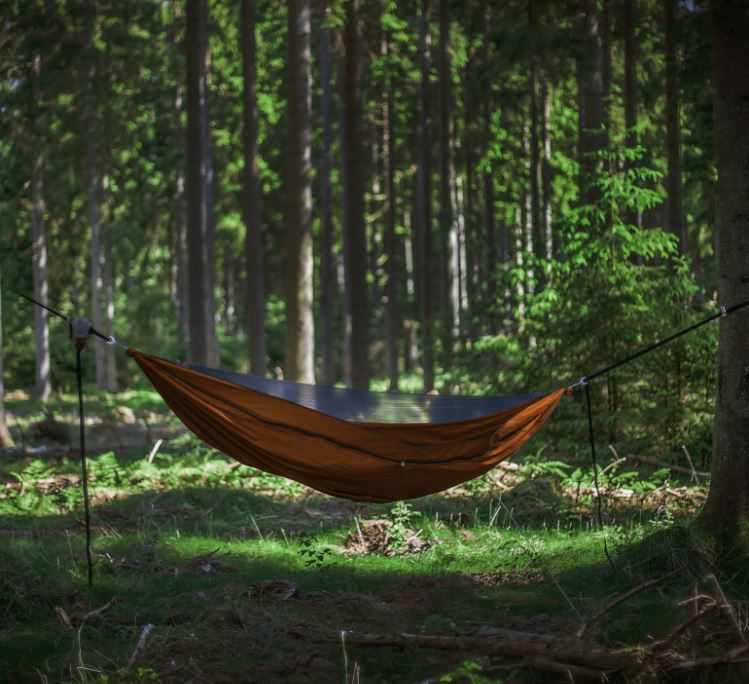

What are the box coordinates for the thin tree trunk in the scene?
[341,0,369,390]
[481,13,498,331]
[199,0,218,366]
[185,0,218,366]
[663,0,685,252]
[416,0,434,391]
[383,36,399,392]
[30,54,51,402]
[0,254,12,447]
[319,0,336,386]
[175,82,189,343]
[85,54,107,391]
[102,205,117,392]
[438,0,455,354]
[528,0,544,264]
[171,1,189,344]
[702,0,749,538]
[285,0,315,383]
[241,0,267,374]
[541,79,553,259]
[578,0,605,207]
[623,0,641,229]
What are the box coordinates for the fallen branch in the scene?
[668,645,749,672]
[327,631,643,672]
[484,655,605,680]
[72,596,120,626]
[707,573,749,647]
[623,454,709,479]
[579,566,686,637]
[648,601,719,654]
[128,623,155,669]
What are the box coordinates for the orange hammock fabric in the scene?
[128,349,568,502]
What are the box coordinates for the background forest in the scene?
[0,0,718,463]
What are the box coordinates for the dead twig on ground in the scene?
[623,454,709,479]
[579,566,686,637]
[308,630,644,672]
[127,623,155,669]
[648,601,719,654]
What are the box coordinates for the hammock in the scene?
[127,350,568,502]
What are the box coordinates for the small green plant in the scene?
[387,501,418,552]
[297,535,334,570]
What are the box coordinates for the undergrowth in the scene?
[0,391,746,682]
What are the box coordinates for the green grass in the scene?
[1,391,746,682]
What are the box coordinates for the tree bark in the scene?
[171,1,189,345]
[102,199,117,392]
[84,36,108,391]
[416,0,434,391]
[438,0,455,353]
[341,0,369,390]
[702,0,749,538]
[285,0,315,383]
[528,0,544,264]
[319,0,336,386]
[241,0,267,375]
[578,0,605,206]
[623,0,641,230]
[0,247,14,448]
[541,78,553,259]
[185,0,218,366]
[663,0,685,252]
[84,24,117,392]
[30,53,51,403]
[383,36,399,392]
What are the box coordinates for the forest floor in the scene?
[1,391,749,683]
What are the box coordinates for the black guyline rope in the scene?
[76,347,94,587]
[584,382,616,572]
[8,287,114,345]
[581,299,749,385]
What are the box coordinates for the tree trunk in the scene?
[30,54,51,402]
[623,0,641,230]
[663,0,685,252]
[319,0,336,386]
[481,13,500,332]
[416,0,434,391]
[241,0,267,375]
[383,36,399,392]
[185,0,218,366]
[541,78,553,259]
[85,56,107,391]
[171,2,189,345]
[702,0,749,538]
[528,0,544,264]
[578,0,605,206]
[341,0,369,390]
[102,198,117,392]
[0,254,12,448]
[438,0,455,355]
[285,0,315,383]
